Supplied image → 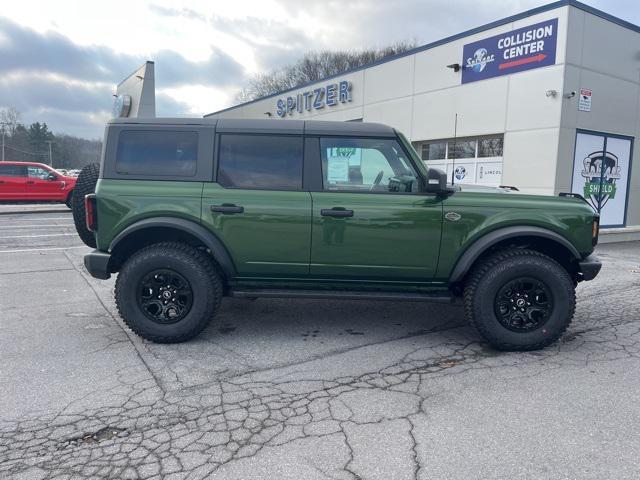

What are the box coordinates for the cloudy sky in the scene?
[0,0,637,138]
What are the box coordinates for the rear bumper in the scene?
[578,255,601,281]
[84,250,111,280]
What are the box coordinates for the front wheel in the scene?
[464,249,575,351]
[115,242,223,343]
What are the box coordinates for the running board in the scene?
[229,289,455,303]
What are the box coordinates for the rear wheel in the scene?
[464,249,575,351]
[72,163,99,248]
[65,191,73,209]
[115,242,223,343]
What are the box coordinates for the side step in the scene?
[229,289,455,304]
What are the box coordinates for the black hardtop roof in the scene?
[107,117,396,137]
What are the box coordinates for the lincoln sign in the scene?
[276,81,352,117]
[461,18,558,84]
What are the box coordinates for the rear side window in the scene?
[0,165,26,177]
[115,130,198,176]
[217,134,303,190]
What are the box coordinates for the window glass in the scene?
[478,135,504,157]
[0,165,26,177]
[218,134,303,190]
[27,167,51,179]
[421,142,446,160]
[447,139,476,159]
[116,130,198,176]
[321,138,419,193]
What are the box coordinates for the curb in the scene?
[0,208,71,215]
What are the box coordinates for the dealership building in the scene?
[206,0,640,238]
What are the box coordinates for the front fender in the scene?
[447,225,581,283]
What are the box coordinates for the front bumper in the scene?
[578,254,601,281]
[84,250,111,280]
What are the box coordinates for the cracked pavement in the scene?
[1,211,640,479]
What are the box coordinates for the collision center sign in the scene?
[462,18,557,84]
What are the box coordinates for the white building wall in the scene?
[558,6,640,227]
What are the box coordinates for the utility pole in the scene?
[46,140,53,166]
[451,113,458,185]
[0,121,6,162]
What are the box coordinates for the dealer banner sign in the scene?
[462,18,557,84]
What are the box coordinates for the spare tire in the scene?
[72,163,100,248]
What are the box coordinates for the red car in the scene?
[0,161,77,207]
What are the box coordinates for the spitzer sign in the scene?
[462,18,558,84]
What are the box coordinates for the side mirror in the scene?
[47,173,57,181]
[423,168,452,194]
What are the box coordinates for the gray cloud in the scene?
[0,17,244,88]
[155,92,195,118]
[0,77,112,114]
[20,109,110,140]
[210,15,313,72]
[0,16,245,136]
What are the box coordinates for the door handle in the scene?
[211,204,244,214]
[321,208,354,218]
[26,181,35,184]
[0,181,4,184]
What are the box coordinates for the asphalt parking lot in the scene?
[1,209,639,480]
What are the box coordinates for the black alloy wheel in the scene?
[494,277,553,332]
[137,269,194,324]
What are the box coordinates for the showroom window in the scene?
[416,134,504,186]
[420,134,503,161]
[422,142,446,160]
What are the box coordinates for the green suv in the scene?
[81,118,601,350]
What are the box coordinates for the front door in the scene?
[310,136,442,281]
[26,166,64,201]
[201,133,311,277]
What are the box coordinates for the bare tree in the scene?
[236,41,418,103]
[0,107,21,135]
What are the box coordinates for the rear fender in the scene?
[108,217,236,278]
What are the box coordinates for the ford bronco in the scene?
[79,118,601,350]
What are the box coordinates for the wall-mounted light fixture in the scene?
[264,112,272,117]
[545,89,558,98]
[446,63,461,72]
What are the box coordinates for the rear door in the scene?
[0,164,27,199]
[201,132,312,277]
[309,136,443,281]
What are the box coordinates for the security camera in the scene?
[565,91,577,99]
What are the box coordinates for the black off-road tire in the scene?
[463,249,575,351]
[115,242,223,343]
[71,163,100,248]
